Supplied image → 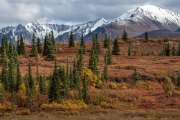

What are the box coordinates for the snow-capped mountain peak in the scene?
[112,5,180,26]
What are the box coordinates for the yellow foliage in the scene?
[19,83,26,92]
[41,100,87,111]
[101,38,105,42]
[55,42,64,46]
[108,82,117,89]
[163,77,174,97]
[74,41,80,46]
[21,109,30,115]
[117,40,125,44]
[34,85,39,94]
[0,83,4,93]
[17,83,27,107]
[80,69,98,88]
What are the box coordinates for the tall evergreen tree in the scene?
[88,49,99,77]
[104,34,108,48]
[8,53,16,92]
[37,38,42,53]
[122,30,128,43]
[77,47,84,73]
[73,58,78,88]
[1,46,9,90]
[128,45,131,56]
[112,38,120,55]
[1,34,6,54]
[92,33,100,57]
[83,72,89,103]
[107,44,113,65]
[49,60,60,102]
[103,53,109,81]
[172,43,176,56]
[19,34,26,55]
[44,38,56,61]
[69,31,75,47]
[28,61,34,92]
[16,63,22,92]
[43,34,49,56]
[8,39,13,57]
[145,31,149,43]
[77,74,82,100]
[30,33,37,57]
[165,42,170,56]
[69,67,73,88]
[178,44,180,56]
[80,33,86,54]
[39,75,47,95]
[51,31,56,51]
[17,37,21,55]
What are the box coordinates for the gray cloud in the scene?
[0,0,180,28]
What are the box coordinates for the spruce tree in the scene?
[8,53,16,92]
[92,33,100,61]
[13,45,19,66]
[104,34,108,48]
[66,58,70,89]
[37,38,42,54]
[128,45,131,56]
[107,44,113,65]
[8,39,13,57]
[39,75,47,95]
[165,42,170,56]
[69,67,73,88]
[83,72,89,103]
[69,31,75,47]
[77,47,84,73]
[73,58,78,88]
[49,60,60,102]
[132,67,141,83]
[1,34,6,54]
[88,49,99,77]
[172,43,176,56]
[44,38,56,61]
[122,30,128,43]
[1,46,9,90]
[30,33,37,57]
[28,61,34,92]
[19,34,26,55]
[5,36,9,55]
[112,38,120,55]
[103,53,109,81]
[80,33,86,54]
[16,63,22,92]
[145,31,149,43]
[43,34,48,56]
[17,37,21,55]
[77,74,82,100]
[178,44,180,56]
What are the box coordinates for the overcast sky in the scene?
[0,0,180,28]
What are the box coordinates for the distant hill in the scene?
[135,29,180,38]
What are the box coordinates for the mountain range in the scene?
[1,5,180,44]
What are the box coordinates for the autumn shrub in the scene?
[80,69,98,88]
[32,94,49,108]
[118,40,125,44]
[96,80,104,89]
[107,82,117,89]
[135,81,162,90]
[163,77,174,97]
[41,100,88,111]
[16,83,27,107]
[21,109,30,115]
[141,96,156,103]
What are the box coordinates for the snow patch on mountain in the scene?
[113,5,180,26]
